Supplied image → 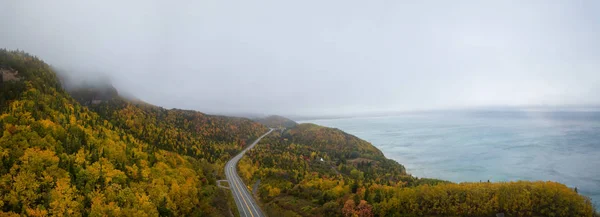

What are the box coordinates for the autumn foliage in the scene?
[240,125,596,217]
[0,49,596,216]
[0,49,267,216]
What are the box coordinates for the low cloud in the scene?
[1,1,599,116]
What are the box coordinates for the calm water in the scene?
[303,111,600,208]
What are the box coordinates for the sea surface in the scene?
[302,110,600,208]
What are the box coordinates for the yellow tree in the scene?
[49,178,82,217]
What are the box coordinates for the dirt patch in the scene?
[1,68,20,82]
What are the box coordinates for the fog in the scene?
[1,1,599,117]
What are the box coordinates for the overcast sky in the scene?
[1,0,599,116]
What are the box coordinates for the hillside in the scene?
[0,49,267,216]
[240,124,596,217]
[86,96,267,162]
[255,115,297,128]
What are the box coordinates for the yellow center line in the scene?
[228,129,272,217]
[227,164,247,217]
[231,163,255,217]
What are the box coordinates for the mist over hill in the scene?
[255,115,297,128]
[2,1,600,116]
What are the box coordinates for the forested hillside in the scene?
[0,49,267,216]
[240,124,596,217]
[81,96,267,163]
[255,115,297,128]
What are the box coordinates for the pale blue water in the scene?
[303,111,600,208]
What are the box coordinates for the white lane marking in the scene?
[230,166,255,217]
[227,163,248,217]
[231,133,272,216]
[227,167,247,217]
[227,129,273,217]
[232,169,261,216]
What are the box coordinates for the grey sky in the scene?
[1,0,599,116]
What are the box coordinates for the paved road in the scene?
[225,129,273,217]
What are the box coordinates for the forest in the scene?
[0,49,597,216]
[0,49,266,216]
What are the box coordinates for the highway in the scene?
[225,129,273,217]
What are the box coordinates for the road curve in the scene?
[225,129,273,217]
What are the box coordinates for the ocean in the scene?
[301,110,600,208]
